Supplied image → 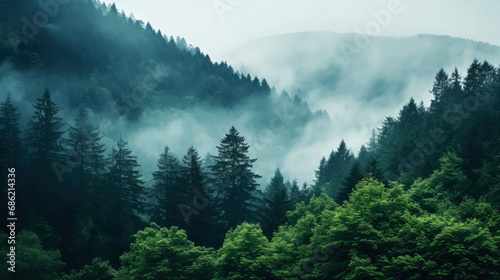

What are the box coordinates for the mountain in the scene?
[0,0,321,183]
[228,31,500,104]
[226,32,500,179]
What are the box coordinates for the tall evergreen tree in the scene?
[464,59,482,96]
[209,126,261,230]
[357,145,370,172]
[326,140,354,199]
[149,146,185,227]
[448,67,464,105]
[260,168,293,237]
[64,107,106,185]
[0,94,21,224]
[430,68,449,114]
[312,156,327,196]
[181,146,204,192]
[366,157,386,184]
[105,138,146,222]
[26,89,65,165]
[337,161,363,203]
[22,90,66,222]
[290,179,302,205]
[180,146,220,247]
[0,93,21,171]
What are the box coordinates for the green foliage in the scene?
[269,178,500,279]
[410,151,469,211]
[148,146,185,227]
[0,230,65,280]
[210,126,261,229]
[67,258,115,280]
[26,89,65,164]
[1,4,500,276]
[216,222,277,280]
[120,223,215,280]
[260,168,294,237]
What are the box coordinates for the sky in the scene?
[109,0,500,62]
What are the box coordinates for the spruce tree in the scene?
[313,156,327,196]
[430,68,449,114]
[105,139,145,221]
[260,168,293,237]
[181,146,220,247]
[149,146,185,227]
[0,94,21,224]
[366,157,386,184]
[181,146,204,192]
[22,90,65,220]
[326,140,354,199]
[0,94,21,171]
[337,161,363,203]
[26,89,65,166]
[290,179,302,204]
[357,145,370,172]
[64,107,106,185]
[210,126,261,230]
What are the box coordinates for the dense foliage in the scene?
[0,1,500,279]
[1,58,499,279]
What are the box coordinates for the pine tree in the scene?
[64,107,106,184]
[209,126,261,230]
[447,67,463,106]
[326,140,354,199]
[0,94,21,171]
[21,90,66,221]
[149,146,185,227]
[301,182,312,204]
[105,139,145,221]
[181,146,204,192]
[290,179,302,204]
[430,68,449,114]
[397,97,421,131]
[337,161,363,203]
[366,157,385,184]
[312,156,327,196]
[464,59,482,96]
[260,168,293,237]
[0,94,21,224]
[357,145,370,172]
[180,146,220,246]
[26,89,65,165]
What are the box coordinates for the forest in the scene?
[1,0,500,279]
[0,59,499,279]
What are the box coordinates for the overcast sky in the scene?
[109,0,500,61]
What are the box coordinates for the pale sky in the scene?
[108,0,500,61]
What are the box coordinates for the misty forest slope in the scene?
[1,1,500,280]
[0,0,323,183]
[230,31,500,103]
[228,32,500,150]
[1,0,273,111]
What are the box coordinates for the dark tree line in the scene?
[312,59,500,211]
[0,89,310,271]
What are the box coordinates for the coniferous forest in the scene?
[1,0,500,279]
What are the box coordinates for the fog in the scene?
[224,32,500,182]
[0,60,319,186]
[3,0,500,188]
[110,0,500,61]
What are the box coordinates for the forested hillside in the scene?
[0,0,322,184]
[1,56,499,279]
[0,0,500,279]
[1,0,274,111]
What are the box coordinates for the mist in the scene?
[224,32,500,182]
